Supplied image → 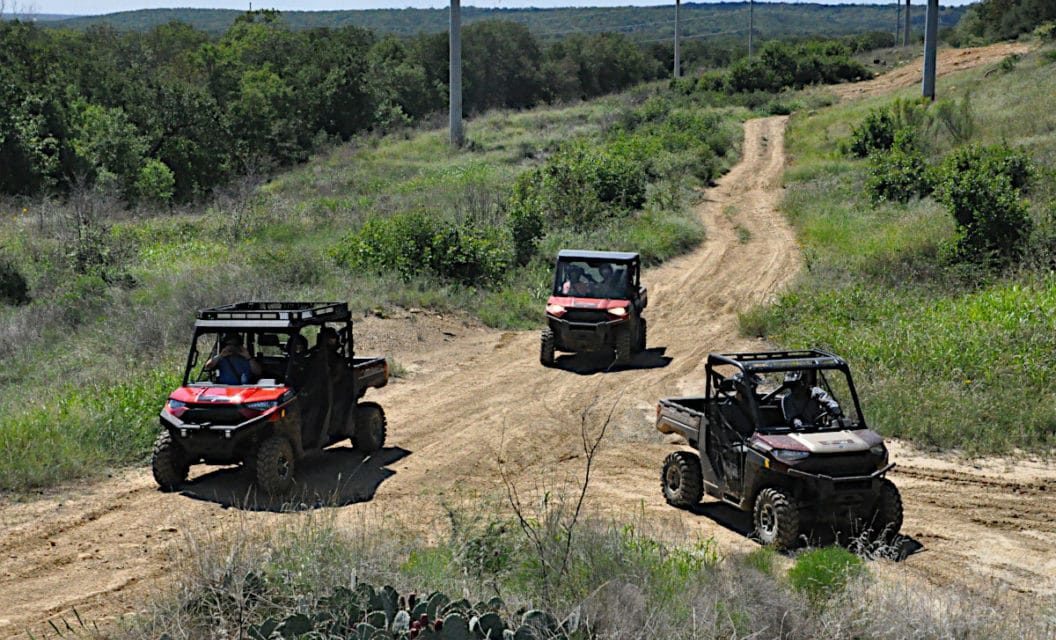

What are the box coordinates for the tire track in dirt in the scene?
[1,112,1055,637]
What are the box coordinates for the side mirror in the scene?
[639,286,648,309]
[190,351,199,368]
[718,378,737,394]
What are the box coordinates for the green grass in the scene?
[747,46,1056,455]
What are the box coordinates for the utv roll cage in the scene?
[551,250,642,293]
[704,349,868,430]
[185,302,356,386]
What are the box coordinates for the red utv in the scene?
[153,302,389,494]
[541,250,648,367]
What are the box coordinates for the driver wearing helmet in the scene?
[781,371,841,428]
[204,333,262,385]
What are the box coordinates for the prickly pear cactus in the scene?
[439,612,471,640]
[393,609,411,633]
[474,612,506,639]
[426,592,450,620]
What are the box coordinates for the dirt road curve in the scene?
[831,42,1034,100]
[1,116,1054,637]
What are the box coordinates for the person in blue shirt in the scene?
[204,333,262,385]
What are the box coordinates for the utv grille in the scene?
[563,310,610,324]
[182,405,245,425]
[798,452,875,477]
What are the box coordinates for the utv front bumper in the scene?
[547,316,628,352]
[787,463,896,515]
[159,410,271,464]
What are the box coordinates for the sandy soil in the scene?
[2,114,1055,638]
[830,42,1034,101]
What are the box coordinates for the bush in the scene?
[787,547,864,605]
[332,211,511,286]
[0,256,30,305]
[865,132,935,205]
[848,109,897,158]
[135,158,176,206]
[935,144,1035,261]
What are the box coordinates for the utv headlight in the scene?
[607,306,628,317]
[167,399,186,410]
[773,449,809,463]
[246,400,278,411]
[546,304,566,315]
[870,444,887,457]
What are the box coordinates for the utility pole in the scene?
[748,0,754,58]
[922,0,939,100]
[674,0,681,78]
[895,0,902,45]
[449,0,463,147]
[904,0,912,47]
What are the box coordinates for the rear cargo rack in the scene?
[195,302,349,328]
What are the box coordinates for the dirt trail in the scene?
[831,42,1033,100]
[2,115,1055,637]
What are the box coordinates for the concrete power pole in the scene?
[674,0,681,78]
[904,0,912,46]
[449,0,464,147]
[922,0,939,100]
[748,0,754,58]
[896,0,902,45]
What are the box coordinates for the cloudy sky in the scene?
[22,1,979,17]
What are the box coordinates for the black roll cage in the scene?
[182,302,356,386]
[551,255,641,296]
[704,349,868,429]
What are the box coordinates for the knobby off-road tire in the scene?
[754,487,801,550]
[661,451,704,509]
[151,430,189,492]
[873,478,903,537]
[353,402,387,454]
[540,328,556,367]
[636,317,647,353]
[614,327,633,366]
[256,435,296,495]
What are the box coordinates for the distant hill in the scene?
[48,3,967,41]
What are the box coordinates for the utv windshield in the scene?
[184,329,308,387]
[553,259,631,299]
[749,367,864,432]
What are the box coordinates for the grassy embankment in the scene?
[0,86,746,492]
[742,44,1056,455]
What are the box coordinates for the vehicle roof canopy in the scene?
[707,350,849,374]
[194,302,349,330]
[557,249,640,263]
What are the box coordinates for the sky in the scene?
[19,1,979,17]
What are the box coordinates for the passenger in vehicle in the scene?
[204,333,262,385]
[284,334,310,389]
[598,264,625,297]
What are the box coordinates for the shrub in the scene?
[933,94,975,144]
[848,109,897,158]
[135,158,176,206]
[332,211,511,286]
[0,256,30,305]
[507,141,647,231]
[787,546,864,604]
[865,133,935,205]
[935,144,1035,261]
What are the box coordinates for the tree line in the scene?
[0,9,890,206]
[0,11,685,204]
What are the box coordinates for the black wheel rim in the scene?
[665,465,681,492]
[759,503,776,537]
[277,455,290,479]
